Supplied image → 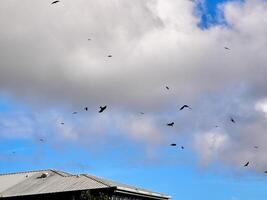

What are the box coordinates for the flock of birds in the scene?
[54,84,255,170]
[59,106,107,126]
[33,1,266,174]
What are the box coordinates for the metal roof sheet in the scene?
[0,170,108,198]
[0,169,170,199]
[83,174,170,199]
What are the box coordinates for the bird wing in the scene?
[52,1,59,4]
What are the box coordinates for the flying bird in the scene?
[254,146,259,149]
[84,107,88,111]
[108,55,112,58]
[170,143,177,146]
[264,171,267,174]
[88,38,91,41]
[166,86,170,90]
[230,118,236,123]
[72,112,78,114]
[181,146,185,149]
[99,106,107,113]
[244,162,249,167]
[224,47,230,50]
[179,105,192,110]
[60,122,65,125]
[39,139,44,142]
[167,122,174,127]
[140,112,145,115]
[51,1,60,4]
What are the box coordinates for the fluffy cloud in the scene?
[1,0,267,172]
[194,129,230,165]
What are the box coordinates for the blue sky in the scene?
[1,0,267,199]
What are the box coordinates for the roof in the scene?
[83,174,170,199]
[0,169,170,199]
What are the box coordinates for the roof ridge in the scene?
[82,174,112,187]
[0,169,54,176]
[49,169,73,177]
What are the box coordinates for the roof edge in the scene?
[115,188,171,199]
[0,169,57,177]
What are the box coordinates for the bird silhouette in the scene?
[170,143,177,146]
[140,112,145,115]
[167,122,174,127]
[166,86,170,90]
[72,112,77,114]
[51,1,60,4]
[108,55,112,58]
[230,118,236,123]
[180,105,192,110]
[244,162,249,167]
[60,122,64,125]
[224,47,230,50]
[88,38,91,41]
[99,106,107,113]
[264,171,267,174]
[40,139,44,142]
[254,146,259,149]
[84,107,88,111]
[181,146,185,149]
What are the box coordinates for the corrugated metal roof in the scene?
[0,169,170,199]
[0,170,108,198]
[83,174,170,199]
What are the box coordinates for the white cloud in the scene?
[194,129,229,165]
[1,0,267,172]
[255,98,267,117]
[118,114,165,145]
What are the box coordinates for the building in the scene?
[0,169,171,200]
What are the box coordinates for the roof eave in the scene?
[114,186,171,200]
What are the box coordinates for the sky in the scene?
[0,0,267,199]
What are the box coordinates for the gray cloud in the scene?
[1,0,267,172]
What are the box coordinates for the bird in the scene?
[230,118,236,123]
[51,1,60,4]
[244,162,249,167]
[224,47,230,50]
[254,146,259,149]
[181,146,185,149]
[88,38,91,41]
[60,122,65,125]
[99,106,107,113]
[72,112,77,114]
[179,105,192,110]
[170,143,177,146]
[108,55,112,58]
[39,139,44,142]
[167,122,174,127]
[140,112,145,115]
[264,171,267,174]
[84,107,88,111]
[166,86,170,90]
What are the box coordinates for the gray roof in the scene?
[0,169,170,199]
